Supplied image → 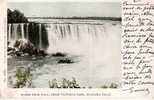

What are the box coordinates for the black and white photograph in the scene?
[7,1,121,88]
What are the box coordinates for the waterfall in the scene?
[7,20,121,88]
[7,20,120,53]
[47,24,100,41]
[12,24,19,41]
[26,23,29,39]
[8,22,104,51]
[20,23,25,39]
[39,23,42,49]
[8,23,48,49]
[8,24,11,41]
[45,23,107,54]
[44,20,121,84]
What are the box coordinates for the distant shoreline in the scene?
[27,17,122,21]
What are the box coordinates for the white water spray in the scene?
[21,23,25,39]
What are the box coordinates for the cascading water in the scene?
[45,23,107,54]
[39,23,42,49]
[8,20,121,88]
[8,24,19,47]
[42,20,121,87]
[8,22,107,52]
[8,24,11,41]
[13,24,18,41]
[26,23,29,39]
[20,23,25,39]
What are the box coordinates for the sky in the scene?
[8,2,121,17]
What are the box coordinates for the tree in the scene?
[7,9,28,23]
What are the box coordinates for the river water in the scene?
[8,19,121,88]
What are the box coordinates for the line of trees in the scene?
[7,8,121,22]
[28,16,122,21]
[7,9,28,23]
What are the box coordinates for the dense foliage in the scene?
[7,9,28,23]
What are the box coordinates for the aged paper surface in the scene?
[0,0,154,99]
[122,0,154,97]
[0,0,6,99]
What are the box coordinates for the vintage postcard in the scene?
[7,1,121,89]
[0,0,154,99]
